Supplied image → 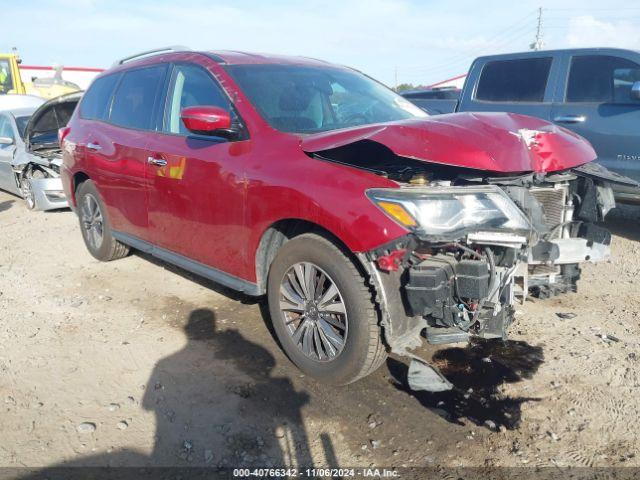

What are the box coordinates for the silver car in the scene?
[0,92,81,210]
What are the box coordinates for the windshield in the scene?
[0,59,14,94]
[15,115,31,139]
[225,64,427,133]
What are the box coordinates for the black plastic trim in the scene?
[112,231,260,296]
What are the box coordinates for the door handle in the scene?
[147,156,167,167]
[87,142,102,151]
[553,115,586,124]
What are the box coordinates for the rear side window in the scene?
[110,65,166,130]
[80,74,120,120]
[475,57,552,102]
[566,55,640,103]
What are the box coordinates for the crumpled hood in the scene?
[301,112,597,174]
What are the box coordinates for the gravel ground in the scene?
[0,189,639,473]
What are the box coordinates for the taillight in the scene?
[58,126,71,145]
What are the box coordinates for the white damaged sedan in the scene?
[0,92,81,210]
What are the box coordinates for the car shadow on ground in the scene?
[0,199,14,212]
[132,250,260,305]
[132,250,281,342]
[387,338,544,431]
[15,308,331,478]
[603,204,640,242]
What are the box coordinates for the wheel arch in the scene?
[71,171,90,206]
[254,218,366,295]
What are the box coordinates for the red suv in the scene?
[61,47,628,391]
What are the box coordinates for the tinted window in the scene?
[566,55,640,103]
[476,57,552,102]
[80,74,120,120]
[164,64,230,134]
[226,64,425,133]
[110,66,166,130]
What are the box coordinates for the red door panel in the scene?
[145,133,251,278]
[85,123,150,240]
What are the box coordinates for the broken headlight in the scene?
[367,185,531,240]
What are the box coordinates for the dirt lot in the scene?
[0,189,639,473]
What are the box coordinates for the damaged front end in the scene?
[302,116,639,392]
[358,170,623,392]
[14,91,81,210]
[358,184,531,391]
[12,152,67,210]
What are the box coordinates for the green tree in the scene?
[394,83,416,92]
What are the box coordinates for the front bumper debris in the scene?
[362,163,638,392]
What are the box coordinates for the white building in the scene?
[19,65,103,90]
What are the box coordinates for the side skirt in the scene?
[112,231,261,296]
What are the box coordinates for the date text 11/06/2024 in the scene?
[233,467,399,477]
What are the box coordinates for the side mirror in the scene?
[631,81,640,101]
[180,106,232,135]
[0,136,14,146]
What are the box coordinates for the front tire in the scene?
[76,180,129,261]
[267,233,386,385]
[20,176,36,210]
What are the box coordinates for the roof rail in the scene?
[112,46,191,67]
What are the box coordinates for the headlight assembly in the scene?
[367,185,531,240]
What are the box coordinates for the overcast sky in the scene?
[3,0,640,87]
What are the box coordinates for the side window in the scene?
[164,64,230,135]
[0,115,13,140]
[80,74,120,120]
[475,57,552,102]
[110,65,166,130]
[566,55,640,104]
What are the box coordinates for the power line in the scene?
[546,15,640,21]
[398,9,537,74]
[401,23,536,76]
[404,25,536,78]
[545,6,640,11]
[398,5,640,84]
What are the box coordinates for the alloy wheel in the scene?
[81,194,104,250]
[20,177,35,210]
[279,262,348,362]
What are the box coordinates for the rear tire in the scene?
[267,233,387,385]
[76,180,129,261]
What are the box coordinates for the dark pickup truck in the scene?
[402,48,640,200]
[400,86,460,114]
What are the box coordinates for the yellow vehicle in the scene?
[0,53,80,99]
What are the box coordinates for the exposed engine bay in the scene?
[10,92,80,210]
[12,149,66,209]
[307,136,638,392]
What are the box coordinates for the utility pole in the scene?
[530,7,544,51]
